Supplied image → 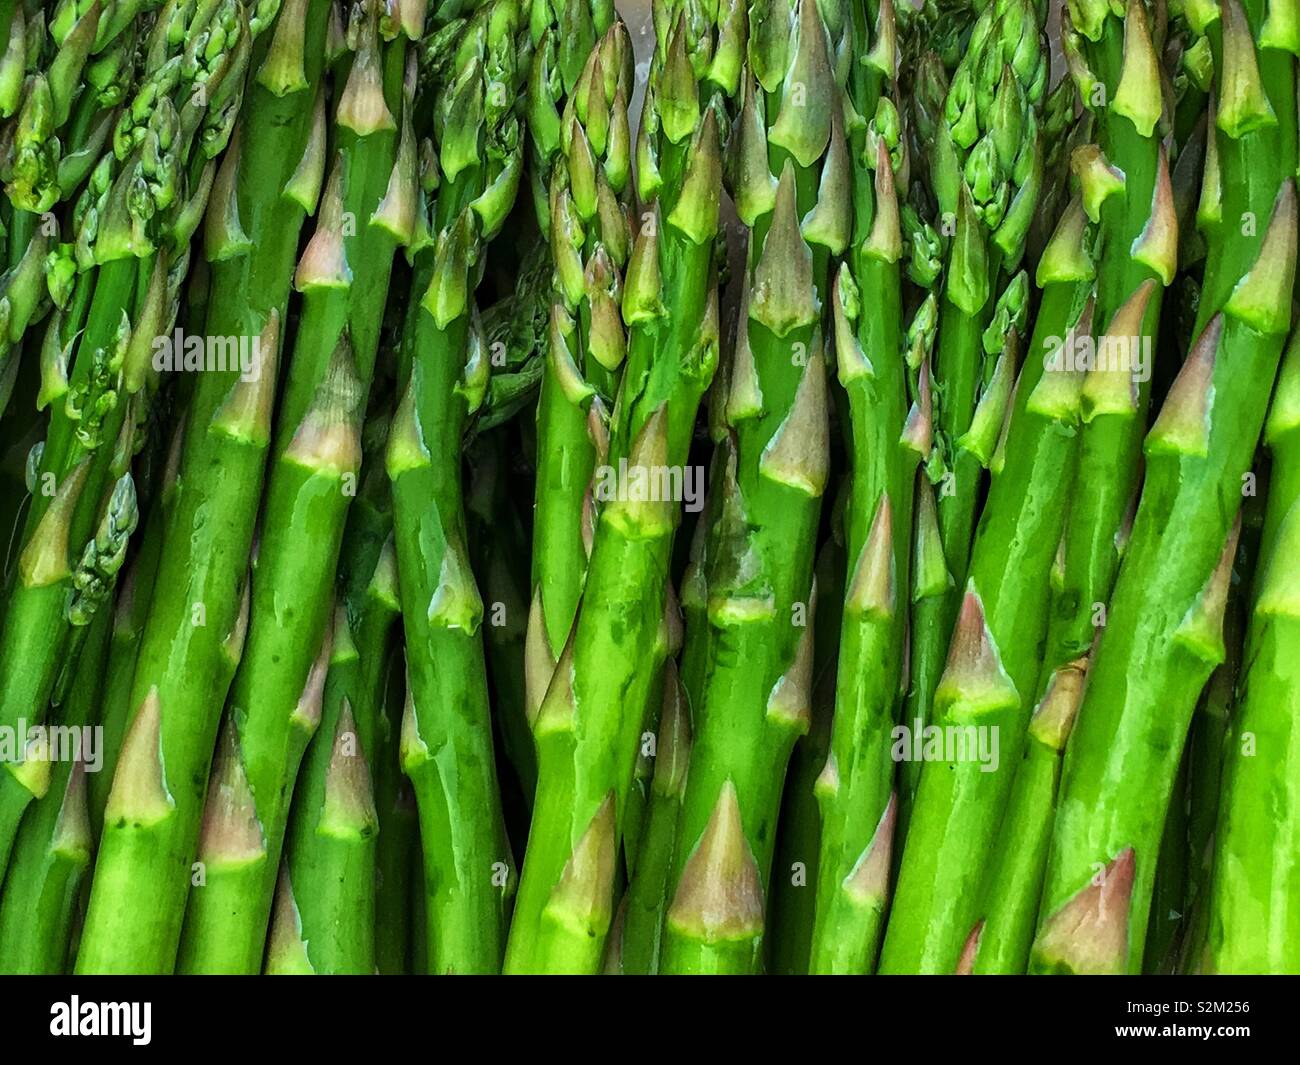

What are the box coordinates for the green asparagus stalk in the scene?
[1202,328,1300,973]
[504,0,741,974]
[961,654,1090,974]
[1037,0,1179,720]
[467,427,539,809]
[1031,0,1297,974]
[1144,748,1191,972]
[0,0,251,879]
[86,485,163,837]
[801,0,914,975]
[0,591,110,974]
[75,0,331,974]
[1177,546,1245,969]
[522,5,631,726]
[0,0,132,370]
[464,248,555,811]
[373,645,417,974]
[767,528,844,974]
[881,251,1096,973]
[614,657,690,974]
[87,268,205,837]
[657,0,849,976]
[388,0,526,973]
[265,427,400,975]
[900,0,1047,813]
[176,0,422,975]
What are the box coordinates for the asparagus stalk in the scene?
[76,0,331,974]
[1144,748,1191,972]
[388,0,526,973]
[86,485,163,837]
[657,0,848,976]
[87,269,205,837]
[614,657,690,974]
[894,191,1096,975]
[962,653,1090,974]
[1033,0,1178,717]
[1203,327,1300,973]
[0,0,250,880]
[0,590,110,974]
[1031,0,1297,974]
[899,0,1046,812]
[881,210,1097,972]
[522,2,632,726]
[373,644,417,974]
[265,421,400,975]
[801,0,914,975]
[176,0,422,975]
[1177,544,1245,969]
[0,0,132,372]
[467,427,538,810]
[504,0,741,973]
[767,528,844,974]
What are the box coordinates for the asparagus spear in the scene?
[800,0,914,975]
[0,587,110,974]
[75,0,331,974]
[615,657,690,974]
[1144,747,1191,972]
[0,0,250,879]
[504,0,742,974]
[265,419,400,975]
[86,483,163,837]
[767,528,844,974]
[524,19,633,726]
[467,427,538,811]
[0,0,131,372]
[176,0,422,975]
[1203,326,1300,973]
[373,646,417,974]
[887,190,1098,974]
[899,0,1047,805]
[1177,539,1246,969]
[87,263,207,837]
[388,0,526,973]
[656,0,848,976]
[1034,0,1179,725]
[1031,0,1297,974]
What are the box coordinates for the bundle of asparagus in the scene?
[0,0,1297,978]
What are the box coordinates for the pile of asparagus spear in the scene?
[0,0,1295,976]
